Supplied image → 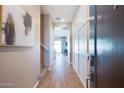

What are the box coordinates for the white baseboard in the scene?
[48,67,51,70]
[33,80,40,88]
[78,73,86,88]
[72,63,86,88]
[48,64,53,71]
[73,64,78,74]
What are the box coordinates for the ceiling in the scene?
[41,5,78,23]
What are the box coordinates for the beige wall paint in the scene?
[40,14,54,69]
[40,15,45,66]
[0,5,40,88]
[43,14,50,67]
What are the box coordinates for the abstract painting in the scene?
[1,5,34,46]
[4,13,15,45]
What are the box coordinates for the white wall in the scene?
[0,5,40,88]
[71,5,89,87]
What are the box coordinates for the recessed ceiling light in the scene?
[60,19,64,22]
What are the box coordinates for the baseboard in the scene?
[48,62,55,70]
[73,64,78,74]
[69,61,72,65]
[48,67,51,70]
[72,63,86,88]
[48,65,52,70]
[78,73,86,88]
[33,80,40,88]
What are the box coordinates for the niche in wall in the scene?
[0,5,34,47]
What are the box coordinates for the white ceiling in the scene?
[41,5,78,23]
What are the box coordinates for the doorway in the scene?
[53,24,69,58]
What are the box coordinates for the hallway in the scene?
[1,5,124,88]
[37,53,84,88]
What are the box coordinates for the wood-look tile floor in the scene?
[37,53,84,88]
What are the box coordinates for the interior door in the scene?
[96,5,124,88]
[89,5,124,88]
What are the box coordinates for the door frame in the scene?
[93,5,97,88]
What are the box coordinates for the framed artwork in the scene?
[0,5,34,47]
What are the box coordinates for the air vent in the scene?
[56,17,64,22]
[56,17,61,20]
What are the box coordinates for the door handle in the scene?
[87,54,95,88]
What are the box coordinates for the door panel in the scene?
[96,5,124,87]
[75,27,79,72]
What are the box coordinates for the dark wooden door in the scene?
[96,5,124,88]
